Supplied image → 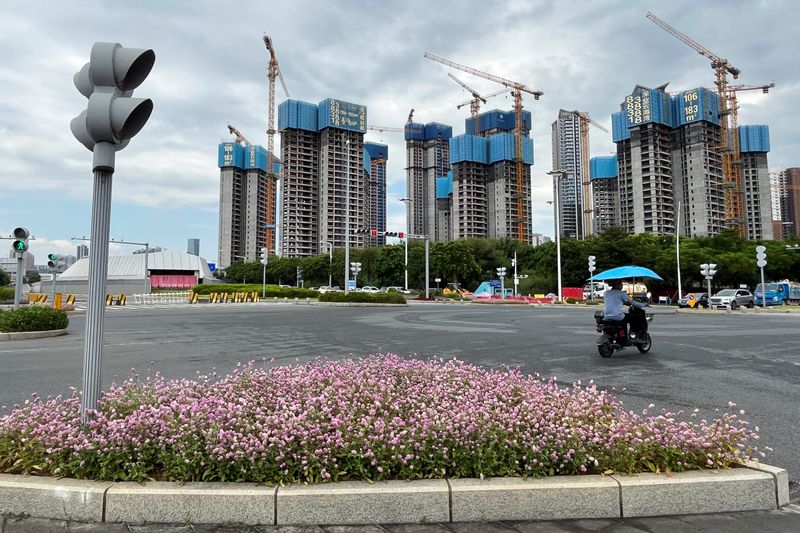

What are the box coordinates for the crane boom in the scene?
[425,51,543,242]
[367,125,404,133]
[447,73,486,103]
[457,87,511,109]
[645,11,740,78]
[227,124,251,146]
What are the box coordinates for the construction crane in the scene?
[263,33,289,255]
[227,124,252,146]
[424,52,543,242]
[407,108,415,123]
[367,125,404,133]
[565,111,608,240]
[645,12,748,235]
[448,73,511,134]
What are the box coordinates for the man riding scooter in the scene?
[603,279,648,344]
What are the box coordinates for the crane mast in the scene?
[263,33,289,255]
[645,12,749,235]
[424,52,542,242]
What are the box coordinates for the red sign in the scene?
[371,229,378,237]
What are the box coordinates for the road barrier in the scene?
[131,292,190,305]
[28,293,47,304]
[208,291,260,304]
[105,293,127,306]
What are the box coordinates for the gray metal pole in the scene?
[82,166,113,422]
[13,256,23,310]
[555,180,563,302]
[404,237,408,291]
[344,139,350,294]
[676,201,682,301]
[144,242,149,294]
[262,263,266,298]
[425,237,430,299]
[328,245,332,288]
[51,269,57,302]
[760,266,766,309]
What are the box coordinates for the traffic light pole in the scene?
[13,255,23,310]
[82,160,114,421]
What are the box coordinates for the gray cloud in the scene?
[1,0,795,261]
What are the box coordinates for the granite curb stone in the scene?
[448,475,620,522]
[275,479,449,526]
[104,481,276,525]
[611,468,776,517]
[745,461,790,507]
[0,328,68,341]
[0,473,112,522]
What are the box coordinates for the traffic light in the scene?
[700,263,717,279]
[384,231,405,238]
[260,247,268,265]
[371,229,378,237]
[11,227,29,255]
[755,245,767,268]
[47,254,70,272]
[588,255,596,273]
[70,42,155,155]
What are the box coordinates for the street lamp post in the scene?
[344,138,351,294]
[547,170,568,302]
[321,241,333,287]
[399,198,412,291]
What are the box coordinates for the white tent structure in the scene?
[56,250,215,295]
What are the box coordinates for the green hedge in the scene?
[0,306,69,333]
[0,287,14,301]
[191,284,319,299]
[318,292,406,304]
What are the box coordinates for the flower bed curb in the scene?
[0,464,788,526]
[0,328,68,341]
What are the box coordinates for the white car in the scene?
[360,286,380,293]
[383,286,410,294]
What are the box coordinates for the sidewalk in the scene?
[3,502,800,532]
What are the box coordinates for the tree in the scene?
[430,241,480,288]
[0,268,9,286]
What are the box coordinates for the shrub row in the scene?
[0,287,14,301]
[0,306,69,333]
[191,284,319,299]
[318,292,406,304]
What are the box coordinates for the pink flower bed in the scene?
[0,355,762,483]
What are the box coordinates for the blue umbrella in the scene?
[590,265,663,281]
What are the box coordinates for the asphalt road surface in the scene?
[2,302,799,484]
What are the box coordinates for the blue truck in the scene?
[754,281,800,306]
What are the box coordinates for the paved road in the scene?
[2,302,800,530]
[2,302,799,483]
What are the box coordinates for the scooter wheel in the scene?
[598,342,614,358]
[636,333,652,354]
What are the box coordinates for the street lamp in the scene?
[399,198,412,291]
[546,170,569,302]
[344,138,351,294]
[496,266,507,299]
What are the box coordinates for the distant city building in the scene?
[551,110,589,239]
[589,156,619,233]
[449,110,534,242]
[76,244,89,259]
[611,84,773,240]
[404,122,452,241]
[364,142,389,247]
[773,167,800,238]
[435,172,453,242]
[217,143,280,269]
[278,98,369,257]
[529,233,552,246]
[187,238,200,256]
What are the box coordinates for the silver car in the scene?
[710,289,754,310]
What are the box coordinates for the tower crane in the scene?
[424,52,543,242]
[645,11,748,235]
[263,33,289,255]
[448,73,511,134]
[407,108,415,123]
[565,111,608,240]
[227,124,252,146]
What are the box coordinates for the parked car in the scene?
[710,288,754,310]
[360,286,380,293]
[317,286,341,293]
[677,292,709,309]
[382,286,411,294]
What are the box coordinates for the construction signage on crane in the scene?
[424,52,542,243]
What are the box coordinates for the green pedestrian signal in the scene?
[13,240,28,252]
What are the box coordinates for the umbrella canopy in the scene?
[590,265,663,281]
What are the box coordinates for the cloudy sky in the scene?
[1,0,796,264]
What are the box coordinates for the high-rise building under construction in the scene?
[610,84,772,240]
[278,98,369,258]
[448,110,534,242]
[217,143,280,269]
[365,142,389,247]
[404,122,452,241]
[551,110,589,239]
